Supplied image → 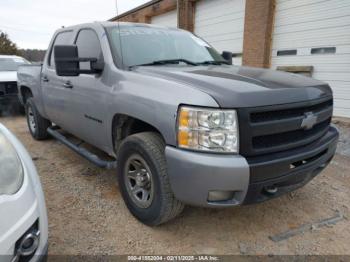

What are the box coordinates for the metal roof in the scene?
[108,0,163,21]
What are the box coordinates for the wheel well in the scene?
[112,114,163,152]
[20,86,33,104]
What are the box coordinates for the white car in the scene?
[0,55,30,115]
[0,123,48,262]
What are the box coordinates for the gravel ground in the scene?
[1,115,350,255]
[334,118,350,157]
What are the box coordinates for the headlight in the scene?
[177,106,239,153]
[0,131,24,195]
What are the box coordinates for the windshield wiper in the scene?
[131,59,198,68]
[196,60,230,65]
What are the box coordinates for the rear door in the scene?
[41,30,74,127]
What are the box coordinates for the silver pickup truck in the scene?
[17,22,339,226]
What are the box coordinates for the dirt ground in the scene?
[1,115,350,255]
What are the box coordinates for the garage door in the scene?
[151,10,177,28]
[271,0,350,118]
[194,0,246,65]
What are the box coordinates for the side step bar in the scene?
[47,127,117,169]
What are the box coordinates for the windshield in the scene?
[0,57,30,71]
[105,25,225,67]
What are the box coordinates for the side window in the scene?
[49,31,73,68]
[75,29,103,70]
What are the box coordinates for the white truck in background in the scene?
[0,55,29,115]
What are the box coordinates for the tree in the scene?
[0,31,21,55]
[20,49,46,62]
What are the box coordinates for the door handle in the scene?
[42,76,49,82]
[63,81,73,89]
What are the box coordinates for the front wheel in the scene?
[26,98,51,140]
[117,132,184,226]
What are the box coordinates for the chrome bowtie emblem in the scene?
[301,112,317,130]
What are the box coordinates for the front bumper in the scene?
[166,147,250,207]
[166,126,339,207]
[0,125,48,261]
[0,95,22,111]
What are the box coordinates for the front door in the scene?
[64,28,109,151]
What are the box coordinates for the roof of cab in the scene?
[57,21,181,32]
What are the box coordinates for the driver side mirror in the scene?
[54,45,104,76]
[221,51,233,65]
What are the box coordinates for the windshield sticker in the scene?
[190,35,210,47]
[119,28,171,37]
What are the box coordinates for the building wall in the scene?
[194,0,246,65]
[111,0,177,24]
[271,0,350,118]
[110,0,350,118]
[242,0,275,68]
[151,10,178,27]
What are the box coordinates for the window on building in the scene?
[311,47,336,55]
[277,50,297,56]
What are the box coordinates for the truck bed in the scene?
[17,64,42,105]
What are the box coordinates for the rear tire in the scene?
[26,98,51,140]
[117,132,184,226]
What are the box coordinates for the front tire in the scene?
[117,132,184,226]
[26,98,51,140]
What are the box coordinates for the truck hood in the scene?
[0,71,17,82]
[134,65,332,108]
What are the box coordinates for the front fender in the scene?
[105,72,219,155]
